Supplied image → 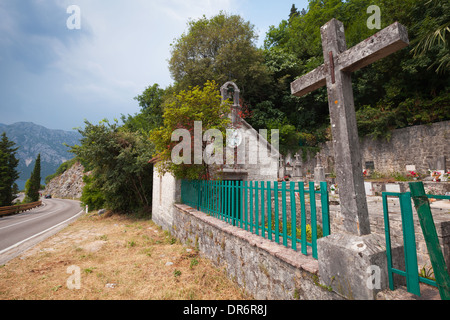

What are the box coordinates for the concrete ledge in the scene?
[317,232,406,300]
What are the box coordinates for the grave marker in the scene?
[294,153,302,177]
[314,153,326,185]
[436,156,446,171]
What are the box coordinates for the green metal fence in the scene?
[383,182,450,299]
[180,179,331,259]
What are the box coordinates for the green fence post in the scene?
[196,180,200,211]
[226,181,231,223]
[203,180,206,213]
[219,180,223,220]
[255,181,259,236]
[309,182,318,259]
[238,181,242,229]
[274,182,279,244]
[320,181,331,237]
[214,180,218,218]
[223,180,227,222]
[250,181,254,234]
[207,180,210,215]
[209,180,213,215]
[399,192,421,296]
[244,181,248,231]
[382,193,395,291]
[181,180,185,205]
[267,181,272,241]
[282,181,288,247]
[299,182,307,255]
[261,182,265,239]
[290,182,297,251]
[409,182,450,300]
[232,180,236,226]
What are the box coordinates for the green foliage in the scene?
[259,0,449,144]
[357,93,450,140]
[80,174,105,211]
[122,83,167,134]
[70,120,154,214]
[411,0,450,74]
[168,11,271,104]
[0,132,19,206]
[24,154,41,203]
[150,80,231,180]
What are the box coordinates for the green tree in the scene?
[168,12,271,105]
[150,80,231,180]
[289,4,299,21]
[122,83,167,134]
[0,132,19,206]
[70,120,154,214]
[24,154,41,203]
[261,0,449,143]
[80,174,105,211]
[411,0,450,74]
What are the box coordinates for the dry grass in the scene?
[0,212,251,300]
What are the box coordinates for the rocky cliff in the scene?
[44,161,86,199]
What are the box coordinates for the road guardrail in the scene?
[0,201,43,217]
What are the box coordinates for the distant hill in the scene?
[0,122,81,190]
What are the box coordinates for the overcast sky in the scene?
[0,0,309,131]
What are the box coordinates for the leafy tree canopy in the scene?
[150,81,231,180]
[259,0,449,145]
[71,120,154,214]
[169,11,272,105]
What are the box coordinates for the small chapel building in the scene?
[151,81,280,231]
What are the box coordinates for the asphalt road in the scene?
[0,198,83,265]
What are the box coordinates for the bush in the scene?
[80,175,105,211]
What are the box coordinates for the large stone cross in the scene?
[291,19,409,236]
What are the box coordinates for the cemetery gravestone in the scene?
[314,153,326,185]
[385,184,401,193]
[436,156,446,172]
[364,182,373,196]
[365,161,375,171]
[294,153,302,177]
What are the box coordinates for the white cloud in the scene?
[52,0,241,102]
[0,0,267,130]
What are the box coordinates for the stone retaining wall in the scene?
[171,204,341,300]
[300,121,450,176]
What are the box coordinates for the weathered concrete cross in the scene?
[291,19,409,236]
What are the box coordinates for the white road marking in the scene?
[0,209,84,256]
[0,207,65,231]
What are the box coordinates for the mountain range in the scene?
[0,122,81,190]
